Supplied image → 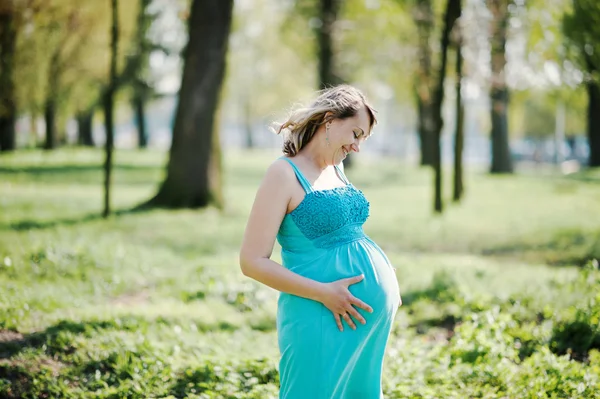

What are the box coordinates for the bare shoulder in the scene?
[261,157,296,188]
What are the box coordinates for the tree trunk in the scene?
[587,79,600,167]
[431,0,461,214]
[131,0,151,149]
[0,12,17,152]
[317,0,341,89]
[453,44,465,202]
[417,94,436,166]
[488,0,513,174]
[44,48,62,150]
[144,0,233,209]
[414,0,435,166]
[103,0,119,218]
[77,109,94,146]
[44,99,57,150]
[133,94,147,148]
[490,87,512,173]
[318,0,351,168]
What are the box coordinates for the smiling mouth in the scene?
[342,147,349,156]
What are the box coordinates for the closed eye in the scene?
[353,128,363,139]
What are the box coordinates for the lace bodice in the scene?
[277,158,370,250]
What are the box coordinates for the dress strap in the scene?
[280,157,314,193]
[334,164,350,185]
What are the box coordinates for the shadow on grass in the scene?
[401,286,455,306]
[0,360,66,399]
[0,315,249,360]
[0,320,123,359]
[414,314,459,336]
[401,289,462,335]
[399,271,463,335]
[0,164,162,188]
[0,164,160,175]
[1,207,150,232]
[482,228,600,266]
[401,270,461,307]
[169,358,279,398]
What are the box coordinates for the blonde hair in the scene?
[273,85,377,156]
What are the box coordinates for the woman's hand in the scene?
[317,275,373,332]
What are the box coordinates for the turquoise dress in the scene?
[276,157,401,399]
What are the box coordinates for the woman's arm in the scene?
[239,160,324,301]
[239,160,373,331]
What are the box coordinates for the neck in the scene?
[298,143,330,171]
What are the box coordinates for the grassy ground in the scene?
[0,148,599,398]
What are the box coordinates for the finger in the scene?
[342,313,356,330]
[334,313,343,332]
[351,297,373,313]
[345,274,364,286]
[346,306,366,325]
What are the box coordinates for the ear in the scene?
[323,111,334,124]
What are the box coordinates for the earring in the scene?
[325,122,331,147]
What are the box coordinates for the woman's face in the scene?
[327,105,371,164]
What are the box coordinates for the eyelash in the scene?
[353,131,361,139]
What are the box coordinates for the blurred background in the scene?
[0,0,596,170]
[0,0,599,398]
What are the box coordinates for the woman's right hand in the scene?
[317,274,373,332]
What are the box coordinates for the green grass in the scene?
[0,148,599,398]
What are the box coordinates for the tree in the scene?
[39,0,94,150]
[512,0,583,164]
[5,0,138,151]
[103,0,119,218]
[564,0,600,167]
[44,47,60,149]
[283,0,344,88]
[431,0,461,213]
[0,4,18,152]
[287,0,353,165]
[131,0,152,148]
[317,0,355,168]
[488,0,514,173]
[317,0,344,89]
[120,0,163,149]
[77,109,94,146]
[453,26,465,202]
[224,0,316,151]
[144,0,234,209]
[413,0,436,166]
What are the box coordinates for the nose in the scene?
[351,142,360,153]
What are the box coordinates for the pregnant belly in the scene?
[327,238,401,315]
[277,237,401,326]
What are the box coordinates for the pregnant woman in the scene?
[239,85,401,399]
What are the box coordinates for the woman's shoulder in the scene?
[261,156,296,187]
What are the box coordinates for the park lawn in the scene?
[0,148,599,398]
